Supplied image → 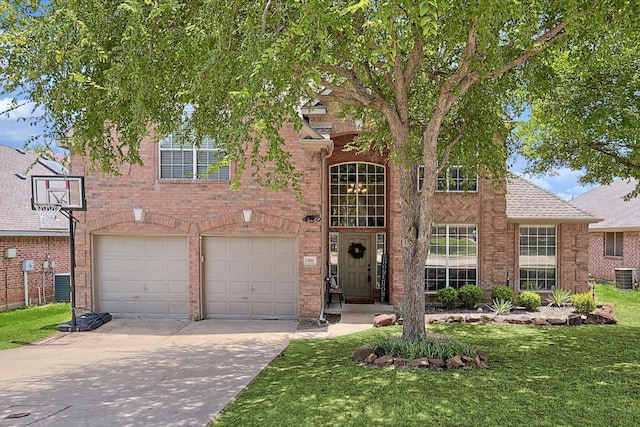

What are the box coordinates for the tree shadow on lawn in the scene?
[214,323,640,427]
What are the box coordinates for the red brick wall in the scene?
[507,222,591,296]
[72,123,324,319]
[588,231,640,282]
[0,236,70,310]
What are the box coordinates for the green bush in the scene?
[491,285,515,303]
[370,335,477,360]
[437,287,458,309]
[546,287,572,307]
[571,292,596,315]
[518,291,541,311]
[458,284,483,309]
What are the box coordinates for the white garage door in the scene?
[204,237,297,319]
[95,235,189,318]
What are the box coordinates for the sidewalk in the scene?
[293,302,395,339]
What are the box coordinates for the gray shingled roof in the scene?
[506,174,600,223]
[0,145,68,235]
[571,179,640,230]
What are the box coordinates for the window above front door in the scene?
[330,162,385,227]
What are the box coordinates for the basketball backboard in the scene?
[31,175,86,211]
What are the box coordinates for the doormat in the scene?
[345,298,376,304]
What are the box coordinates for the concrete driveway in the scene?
[0,318,297,427]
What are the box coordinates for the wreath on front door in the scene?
[347,242,367,259]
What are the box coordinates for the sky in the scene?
[0,94,595,200]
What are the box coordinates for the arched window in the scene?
[329,163,385,227]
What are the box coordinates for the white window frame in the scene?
[519,225,557,291]
[425,224,478,292]
[159,134,229,181]
[605,232,623,257]
[418,165,478,193]
[329,162,386,228]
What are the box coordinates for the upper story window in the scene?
[159,134,229,180]
[418,166,478,192]
[330,162,385,227]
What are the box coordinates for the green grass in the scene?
[0,303,70,350]
[213,285,640,427]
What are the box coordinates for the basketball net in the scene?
[34,204,65,229]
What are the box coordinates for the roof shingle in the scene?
[506,175,600,223]
[571,179,640,230]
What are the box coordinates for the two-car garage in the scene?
[93,235,298,320]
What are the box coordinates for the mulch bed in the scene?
[296,313,341,330]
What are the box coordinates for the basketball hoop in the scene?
[34,204,65,229]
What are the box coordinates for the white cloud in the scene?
[0,97,44,148]
[0,98,39,120]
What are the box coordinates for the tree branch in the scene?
[487,20,570,79]
[436,119,466,174]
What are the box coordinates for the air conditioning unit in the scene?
[614,268,637,290]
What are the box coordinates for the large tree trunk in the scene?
[396,115,440,342]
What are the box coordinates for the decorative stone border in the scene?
[352,345,489,370]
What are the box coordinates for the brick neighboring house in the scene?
[571,180,639,282]
[70,110,598,320]
[0,145,70,310]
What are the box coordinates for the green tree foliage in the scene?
[2,1,638,341]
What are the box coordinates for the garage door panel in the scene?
[275,282,295,295]
[204,237,297,319]
[275,303,296,317]
[252,281,274,296]
[253,261,273,275]
[275,240,295,255]
[95,236,188,319]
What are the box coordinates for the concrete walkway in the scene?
[0,318,297,427]
[0,305,388,426]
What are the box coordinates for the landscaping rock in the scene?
[428,358,446,368]
[590,303,617,324]
[373,355,394,366]
[547,318,567,326]
[364,353,378,363]
[532,318,548,326]
[446,355,465,369]
[352,345,376,362]
[448,315,465,323]
[373,314,396,327]
[568,314,582,326]
[466,316,481,323]
[411,358,430,368]
[394,358,410,367]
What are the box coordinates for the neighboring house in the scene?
[571,180,639,282]
[70,108,598,320]
[0,145,70,310]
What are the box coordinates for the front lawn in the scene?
[0,303,70,350]
[212,285,640,426]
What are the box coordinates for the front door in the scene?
[339,233,374,298]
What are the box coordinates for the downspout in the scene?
[319,142,334,322]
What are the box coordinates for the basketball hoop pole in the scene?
[68,211,78,331]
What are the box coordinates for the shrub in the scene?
[490,298,513,315]
[370,335,477,360]
[571,292,596,315]
[546,287,572,307]
[458,284,483,309]
[437,287,458,309]
[518,291,541,311]
[491,285,515,303]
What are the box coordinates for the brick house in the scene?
[0,145,70,310]
[70,110,598,320]
[571,180,639,283]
